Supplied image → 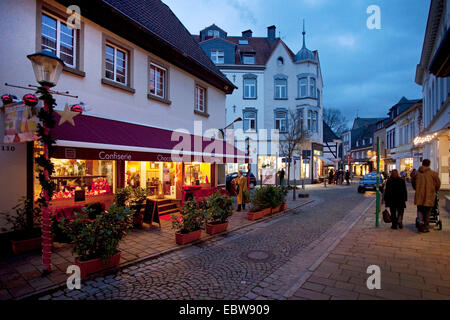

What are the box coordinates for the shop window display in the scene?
[184,163,211,186]
[34,156,115,200]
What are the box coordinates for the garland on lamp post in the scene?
[35,86,57,209]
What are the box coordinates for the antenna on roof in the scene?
[302,19,306,48]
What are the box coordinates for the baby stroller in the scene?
[415,193,442,230]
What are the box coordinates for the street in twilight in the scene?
[0,0,449,311]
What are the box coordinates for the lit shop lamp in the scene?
[27,49,64,275]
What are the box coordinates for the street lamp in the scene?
[27,49,64,88]
[219,117,243,139]
[28,49,64,274]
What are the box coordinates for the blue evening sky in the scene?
[163,0,430,125]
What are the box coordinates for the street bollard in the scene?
[324,178,327,188]
[302,179,305,190]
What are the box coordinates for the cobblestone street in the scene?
[36,184,377,300]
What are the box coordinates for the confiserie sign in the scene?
[99,151,132,161]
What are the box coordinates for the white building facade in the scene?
[415,0,450,190]
[196,24,324,183]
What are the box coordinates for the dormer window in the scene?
[208,30,220,38]
[211,49,224,64]
[242,54,255,65]
[277,57,284,66]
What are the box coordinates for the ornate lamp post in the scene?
[27,49,65,274]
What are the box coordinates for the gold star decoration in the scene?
[56,104,79,126]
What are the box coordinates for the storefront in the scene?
[311,143,324,183]
[32,113,249,209]
[352,162,371,176]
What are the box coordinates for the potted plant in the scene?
[247,187,272,221]
[114,186,132,207]
[130,187,148,228]
[1,197,43,255]
[171,199,204,245]
[272,186,289,213]
[59,204,133,278]
[205,191,234,235]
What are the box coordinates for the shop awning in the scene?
[51,113,250,164]
[314,155,334,166]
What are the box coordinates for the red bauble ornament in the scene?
[70,104,83,114]
[23,94,38,107]
[1,94,13,105]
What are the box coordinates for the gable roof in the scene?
[323,121,340,142]
[55,0,235,93]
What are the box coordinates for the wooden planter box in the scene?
[247,208,271,221]
[75,252,121,278]
[206,222,229,235]
[271,205,282,214]
[11,237,42,255]
[298,194,310,198]
[175,229,202,245]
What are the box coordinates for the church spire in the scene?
[302,19,306,48]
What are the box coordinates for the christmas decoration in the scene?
[1,94,13,105]
[70,104,83,114]
[56,104,79,126]
[22,94,39,107]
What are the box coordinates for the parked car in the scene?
[226,172,257,191]
[357,173,384,193]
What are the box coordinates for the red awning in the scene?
[51,113,250,164]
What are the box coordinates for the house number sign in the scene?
[1,145,16,152]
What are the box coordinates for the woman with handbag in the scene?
[234,170,248,212]
[383,169,408,229]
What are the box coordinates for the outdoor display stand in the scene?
[143,199,162,229]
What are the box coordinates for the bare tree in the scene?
[323,108,348,137]
[279,110,310,185]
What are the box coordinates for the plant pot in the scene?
[206,222,229,235]
[75,252,121,278]
[11,237,42,255]
[175,229,202,245]
[271,205,282,214]
[281,203,287,211]
[247,207,271,221]
[132,213,144,228]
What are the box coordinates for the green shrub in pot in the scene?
[205,191,234,225]
[170,199,204,234]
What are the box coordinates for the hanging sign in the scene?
[3,102,41,143]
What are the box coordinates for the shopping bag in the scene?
[382,209,391,223]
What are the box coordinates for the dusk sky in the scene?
[163,0,430,126]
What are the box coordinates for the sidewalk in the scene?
[0,191,311,300]
[291,187,450,300]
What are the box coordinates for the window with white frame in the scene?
[195,84,206,112]
[105,42,127,84]
[310,78,316,98]
[298,108,304,131]
[41,12,76,68]
[274,110,288,133]
[312,111,318,132]
[243,110,257,131]
[211,50,224,64]
[208,30,220,38]
[243,78,256,99]
[149,63,166,99]
[299,78,308,97]
[274,79,287,99]
[242,54,256,65]
[307,110,312,131]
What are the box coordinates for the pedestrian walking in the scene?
[328,169,334,185]
[234,170,248,212]
[383,169,408,229]
[339,170,344,185]
[411,159,441,233]
[279,168,285,186]
[345,170,350,185]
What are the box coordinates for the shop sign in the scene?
[313,150,323,156]
[65,148,76,159]
[99,151,132,161]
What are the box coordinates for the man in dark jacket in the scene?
[384,169,408,229]
[411,159,441,232]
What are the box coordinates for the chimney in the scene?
[242,29,253,38]
[267,25,276,42]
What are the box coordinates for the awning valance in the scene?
[51,113,250,164]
